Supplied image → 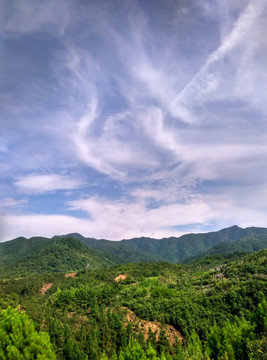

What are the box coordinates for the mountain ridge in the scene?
[0,236,112,275]
[61,225,267,263]
[1,225,266,270]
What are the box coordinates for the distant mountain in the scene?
[184,233,267,263]
[0,236,51,266]
[204,234,267,255]
[59,225,267,264]
[0,237,112,275]
[53,234,162,264]
[1,226,267,274]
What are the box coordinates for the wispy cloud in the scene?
[0,197,28,209]
[1,0,267,241]
[1,0,71,36]
[1,214,94,241]
[14,174,84,194]
[67,194,212,239]
[168,0,266,121]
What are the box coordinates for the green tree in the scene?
[64,339,88,360]
[253,295,267,335]
[119,338,147,360]
[0,306,56,359]
[186,330,210,360]
[206,317,255,360]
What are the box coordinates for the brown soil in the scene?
[40,282,53,295]
[114,274,127,282]
[123,308,183,346]
[65,272,77,278]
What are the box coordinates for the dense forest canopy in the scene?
[0,227,266,359]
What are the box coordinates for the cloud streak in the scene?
[168,0,266,120]
[1,0,267,241]
[14,174,84,194]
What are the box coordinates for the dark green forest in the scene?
[0,227,266,359]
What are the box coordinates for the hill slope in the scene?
[0,249,266,359]
[2,225,267,269]
[53,233,163,264]
[0,237,112,275]
[121,225,267,262]
[66,225,267,263]
[185,233,267,263]
[0,236,51,266]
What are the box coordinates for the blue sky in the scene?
[1,0,267,241]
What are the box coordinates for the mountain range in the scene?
[0,225,267,274]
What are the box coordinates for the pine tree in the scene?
[0,306,56,359]
[119,338,148,360]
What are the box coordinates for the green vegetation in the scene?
[0,237,112,276]
[2,226,267,274]
[121,226,267,263]
[0,233,266,359]
[0,306,56,359]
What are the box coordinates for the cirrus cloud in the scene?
[1,0,267,241]
[14,174,85,194]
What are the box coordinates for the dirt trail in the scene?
[65,272,77,278]
[40,282,53,295]
[124,308,183,346]
[114,274,127,282]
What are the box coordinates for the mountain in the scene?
[0,237,112,275]
[200,234,267,256]
[183,234,267,265]
[120,225,267,262]
[1,226,267,272]
[57,226,267,264]
[53,234,163,264]
[0,236,51,266]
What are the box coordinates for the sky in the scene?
[1,0,267,242]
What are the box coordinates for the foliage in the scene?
[0,306,56,359]
[0,237,112,275]
[0,244,266,359]
[120,226,267,263]
[2,226,267,271]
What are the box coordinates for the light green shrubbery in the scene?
[0,306,56,359]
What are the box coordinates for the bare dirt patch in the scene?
[40,282,53,295]
[114,274,127,282]
[123,308,183,346]
[65,272,77,278]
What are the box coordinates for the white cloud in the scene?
[2,184,267,242]
[0,197,28,209]
[0,214,93,242]
[14,174,84,194]
[1,0,267,242]
[1,0,71,36]
[168,0,266,121]
[60,0,267,188]
[67,195,212,240]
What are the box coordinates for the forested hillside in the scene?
[121,226,267,262]
[0,237,112,276]
[2,226,267,269]
[57,225,267,263]
[0,246,266,359]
